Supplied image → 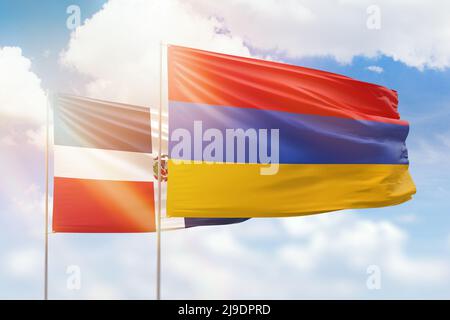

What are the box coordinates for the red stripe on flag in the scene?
[53,177,155,233]
[168,46,406,125]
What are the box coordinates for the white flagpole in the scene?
[44,90,50,300]
[156,41,164,300]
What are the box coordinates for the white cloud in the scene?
[12,184,45,217]
[0,47,54,299]
[0,47,47,124]
[385,253,448,284]
[26,125,46,149]
[0,134,16,146]
[10,184,47,238]
[42,49,51,59]
[60,0,251,109]
[278,214,449,285]
[0,48,46,278]
[0,46,48,150]
[366,65,384,73]
[159,214,450,298]
[3,248,41,279]
[411,133,450,165]
[191,0,450,70]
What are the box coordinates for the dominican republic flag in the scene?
[52,94,247,233]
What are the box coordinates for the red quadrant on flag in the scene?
[53,177,155,233]
[168,46,405,125]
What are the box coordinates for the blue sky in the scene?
[1,0,450,299]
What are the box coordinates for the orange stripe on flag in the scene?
[168,45,405,125]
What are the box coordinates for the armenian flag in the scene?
[166,45,416,218]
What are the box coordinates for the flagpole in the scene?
[44,90,50,300]
[156,41,164,300]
